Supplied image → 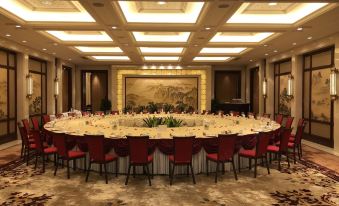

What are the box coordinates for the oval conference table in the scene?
[44,114,280,175]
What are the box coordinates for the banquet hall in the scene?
[0,0,338,205]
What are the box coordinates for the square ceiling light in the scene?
[144,56,180,61]
[210,32,274,43]
[0,0,94,22]
[117,1,204,23]
[227,3,328,24]
[193,57,231,62]
[200,47,247,54]
[74,46,123,53]
[139,47,184,54]
[45,31,113,42]
[133,32,190,42]
[90,56,130,61]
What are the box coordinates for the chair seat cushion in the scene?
[130,155,153,164]
[289,137,295,142]
[44,147,57,154]
[267,145,279,152]
[29,143,36,149]
[238,149,256,157]
[28,138,35,143]
[206,153,218,161]
[169,155,191,164]
[288,142,295,148]
[68,150,86,159]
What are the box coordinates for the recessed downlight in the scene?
[297,27,303,31]
[307,36,313,40]
[5,34,11,37]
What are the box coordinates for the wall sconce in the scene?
[54,77,59,98]
[262,78,267,98]
[330,67,337,100]
[287,74,294,98]
[26,74,33,99]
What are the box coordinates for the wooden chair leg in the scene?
[293,147,296,164]
[73,159,76,171]
[298,145,302,160]
[186,165,189,176]
[249,158,252,170]
[26,148,30,166]
[190,163,196,184]
[299,144,303,157]
[278,153,281,171]
[231,158,238,181]
[115,159,118,177]
[286,150,290,168]
[170,164,175,185]
[104,163,108,184]
[34,153,38,170]
[215,162,219,183]
[222,163,225,174]
[168,161,171,178]
[54,156,59,176]
[145,165,152,186]
[133,165,136,178]
[254,158,257,178]
[83,157,87,173]
[67,160,70,179]
[151,161,154,179]
[99,164,102,176]
[85,161,92,182]
[125,164,132,185]
[238,155,241,173]
[20,143,24,158]
[265,154,270,174]
[42,154,45,173]
[206,159,209,176]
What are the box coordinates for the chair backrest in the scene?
[111,111,119,115]
[52,133,68,157]
[17,122,29,147]
[297,118,304,127]
[56,114,63,119]
[284,116,294,129]
[275,114,283,124]
[22,119,31,134]
[294,121,306,144]
[95,111,104,116]
[42,115,50,125]
[278,128,292,152]
[173,136,195,163]
[263,113,271,118]
[31,117,40,131]
[217,134,237,161]
[82,111,90,117]
[230,111,239,116]
[255,132,271,157]
[127,136,149,164]
[86,135,105,162]
[31,130,44,153]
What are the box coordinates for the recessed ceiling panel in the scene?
[144,56,180,61]
[133,32,190,42]
[193,56,231,62]
[139,47,184,54]
[227,3,328,24]
[74,46,122,53]
[0,0,95,22]
[45,31,113,42]
[210,32,274,43]
[90,56,130,61]
[118,1,204,23]
[200,47,247,54]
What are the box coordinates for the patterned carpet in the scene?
[0,158,338,206]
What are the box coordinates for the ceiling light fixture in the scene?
[5,34,11,37]
[75,46,123,53]
[205,27,211,30]
[268,3,277,6]
[210,32,274,43]
[42,48,47,51]
[292,42,297,45]
[264,44,268,47]
[91,56,130,61]
[22,40,27,43]
[15,25,21,28]
[193,57,231,62]
[144,56,180,61]
[249,59,253,62]
[176,65,182,69]
[68,58,72,61]
[139,47,183,54]
[265,53,268,56]
[157,1,166,5]
[307,36,313,40]
[200,47,247,54]
[112,26,118,29]
[274,50,278,53]
[297,27,303,31]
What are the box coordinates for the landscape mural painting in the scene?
[125,77,198,111]
[279,75,291,116]
[29,73,42,115]
[311,69,331,122]
[0,68,7,119]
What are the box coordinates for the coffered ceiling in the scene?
[0,0,339,66]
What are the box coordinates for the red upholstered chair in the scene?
[125,136,153,186]
[267,128,292,170]
[288,121,306,163]
[22,119,32,136]
[42,115,50,125]
[85,135,118,184]
[17,123,31,160]
[82,111,90,117]
[247,112,256,118]
[53,133,87,179]
[31,130,57,173]
[284,116,294,129]
[275,114,283,125]
[111,111,119,115]
[289,118,304,143]
[55,113,63,119]
[230,111,240,116]
[238,132,271,178]
[206,134,238,182]
[31,117,40,131]
[263,113,271,118]
[95,111,104,116]
[169,136,196,185]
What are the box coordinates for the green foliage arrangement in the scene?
[163,103,174,113]
[147,102,158,113]
[135,105,146,113]
[100,98,112,112]
[123,105,133,113]
[143,116,183,128]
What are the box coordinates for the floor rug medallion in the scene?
[0,158,338,206]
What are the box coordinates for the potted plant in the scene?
[100,98,112,114]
